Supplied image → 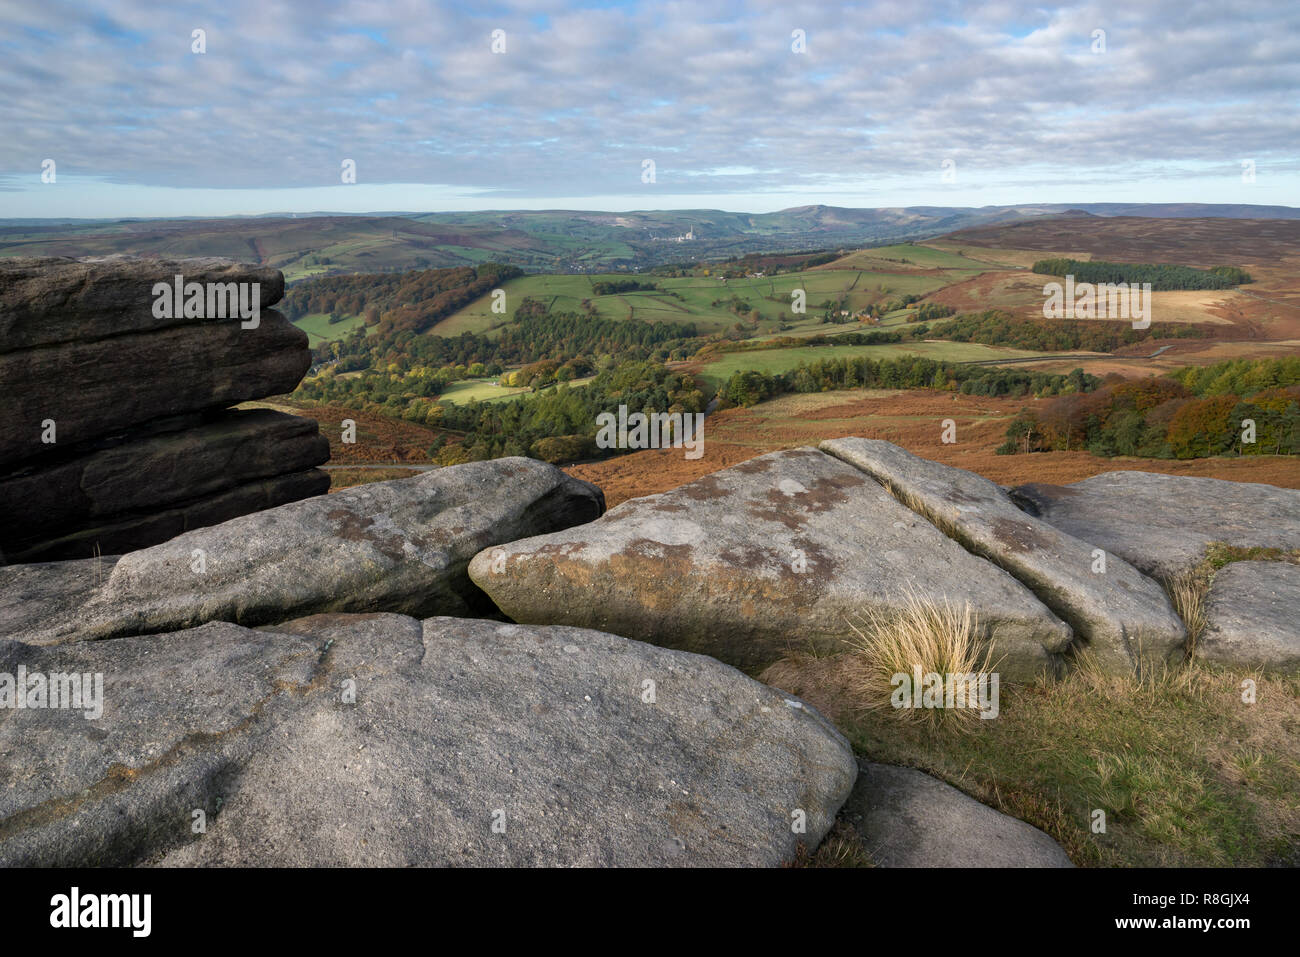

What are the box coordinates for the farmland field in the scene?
[281,262,338,282]
[433,266,981,338]
[291,312,367,347]
[437,378,532,404]
[819,243,993,272]
[687,340,1057,388]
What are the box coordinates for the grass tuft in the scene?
[798,821,875,868]
[1161,543,1298,657]
[1163,570,1208,654]
[844,588,996,731]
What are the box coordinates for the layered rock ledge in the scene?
[0,409,329,563]
[0,457,604,645]
[0,255,285,350]
[0,256,326,561]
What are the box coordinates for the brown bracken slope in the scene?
[565,389,1300,508]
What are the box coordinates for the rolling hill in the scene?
[3,203,1297,278]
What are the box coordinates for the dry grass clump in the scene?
[1161,543,1298,658]
[791,820,874,868]
[1162,569,1210,656]
[844,588,996,730]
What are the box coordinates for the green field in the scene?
[437,378,532,404]
[433,266,982,339]
[693,340,1052,388]
[282,263,336,282]
[437,374,596,406]
[291,312,368,347]
[823,243,993,271]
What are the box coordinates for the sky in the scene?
[1,0,1297,218]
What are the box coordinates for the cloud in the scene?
[0,0,1297,208]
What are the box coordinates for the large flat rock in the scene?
[839,762,1073,867]
[1199,561,1300,673]
[0,256,285,351]
[1011,472,1300,579]
[0,310,310,468]
[470,448,1071,681]
[0,613,857,867]
[0,409,330,559]
[0,556,121,634]
[822,439,1186,675]
[0,457,604,645]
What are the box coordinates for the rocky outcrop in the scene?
[1,457,604,645]
[0,409,330,563]
[822,438,1186,674]
[1011,472,1300,579]
[0,256,327,561]
[0,613,857,867]
[1,427,1296,869]
[0,311,311,465]
[469,447,1072,680]
[839,763,1073,867]
[1199,561,1300,673]
[0,255,286,350]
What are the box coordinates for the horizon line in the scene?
[4,200,1300,224]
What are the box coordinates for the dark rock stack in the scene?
[0,256,330,563]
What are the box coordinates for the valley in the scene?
[8,206,1296,498]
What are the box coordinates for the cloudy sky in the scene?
[2,0,1297,217]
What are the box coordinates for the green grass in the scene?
[764,653,1300,867]
[326,467,423,488]
[693,340,1052,389]
[825,243,994,271]
[291,312,368,347]
[432,268,971,339]
[437,378,532,405]
[282,263,336,282]
[437,374,597,405]
[437,244,508,263]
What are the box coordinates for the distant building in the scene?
[652,227,697,243]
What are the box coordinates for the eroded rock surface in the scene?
[1011,472,1300,579]
[1,458,604,645]
[0,310,310,467]
[470,448,1071,680]
[0,409,330,562]
[0,257,325,558]
[839,762,1074,868]
[0,255,285,351]
[1199,561,1300,673]
[0,613,856,867]
[823,438,1186,674]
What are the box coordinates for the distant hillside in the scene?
[2,203,1296,278]
[938,214,1300,268]
[0,216,565,281]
